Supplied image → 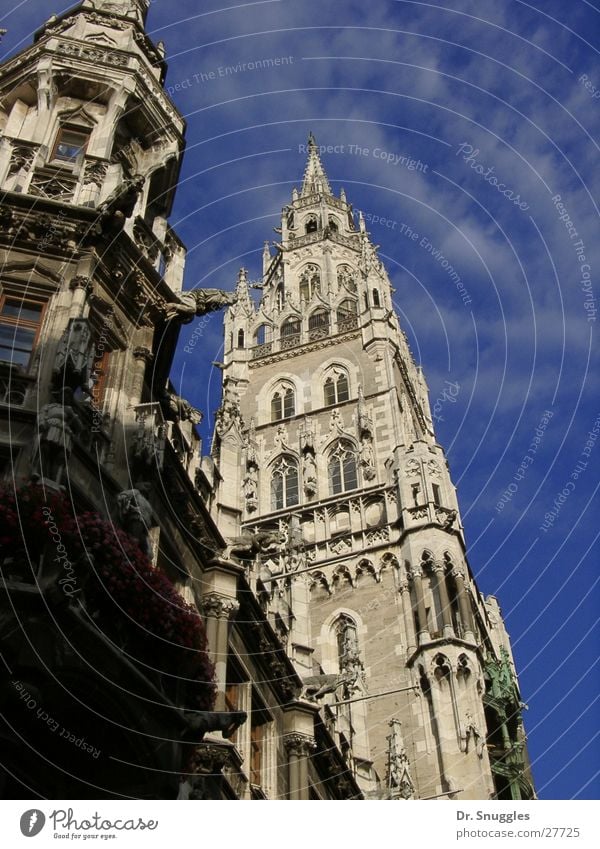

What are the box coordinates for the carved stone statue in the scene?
[460,710,484,757]
[302,452,317,497]
[360,435,376,480]
[166,288,238,321]
[35,390,82,484]
[52,318,93,390]
[116,486,156,558]
[159,387,202,425]
[301,670,358,701]
[242,466,258,511]
[227,531,283,560]
[97,174,145,227]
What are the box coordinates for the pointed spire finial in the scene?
[301,131,332,198]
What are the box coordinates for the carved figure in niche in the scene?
[116,485,156,558]
[299,417,315,453]
[360,435,376,480]
[340,629,364,676]
[460,710,484,757]
[167,288,238,321]
[53,318,93,391]
[35,389,82,484]
[243,466,258,511]
[302,452,317,497]
[215,379,241,436]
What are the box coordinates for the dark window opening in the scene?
[0,295,46,368]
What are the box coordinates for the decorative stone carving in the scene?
[330,536,352,555]
[301,670,358,701]
[34,389,82,484]
[199,593,239,620]
[167,288,237,321]
[52,318,93,391]
[7,143,38,176]
[460,710,485,757]
[82,159,109,186]
[283,732,317,757]
[242,466,258,512]
[116,486,156,558]
[69,275,93,294]
[215,379,242,437]
[158,386,202,425]
[405,459,421,477]
[386,720,415,799]
[360,434,376,480]
[299,416,315,453]
[301,452,317,498]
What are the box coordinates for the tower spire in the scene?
[301,132,332,197]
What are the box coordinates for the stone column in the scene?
[282,701,318,800]
[198,593,239,711]
[200,558,244,711]
[434,564,454,638]
[453,568,475,643]
[399,580,417,656]
[68,276,93,319]
[409,567,430,644]
[131,346,154,406]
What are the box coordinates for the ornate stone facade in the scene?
[0,1,360,801]
[211,136,535,800]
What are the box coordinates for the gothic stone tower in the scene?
[211,136,534,801]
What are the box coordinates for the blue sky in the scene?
[2,0,599,800]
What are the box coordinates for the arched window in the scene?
[271,456,299,510]
[280,317,301,348]
[372,288,381,307]
[324,368,349,405]
[334,614,361,673]
[255,324,268,345]
[337,264,356,292]
[271,384,295,421]
[299,264,320,301]
[308,308,329,340]
[336,299,357,331]
[328,217,339,233]
[328,440,358,494]
[237,328,245,348]
[305,215,318,234]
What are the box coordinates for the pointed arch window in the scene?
[336,298,358,332]
[328,217,339,233]
[255,324,268,345]
[237,329,245,348]
[299,264,321,301]
[324,368,349,406]
[308,308,329,340]
[280,317,301,348]
[271,455,299,510]
[372,288,381,307]
[328,440,358,494]
[271,383,295,421]
[305,215,319,234]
